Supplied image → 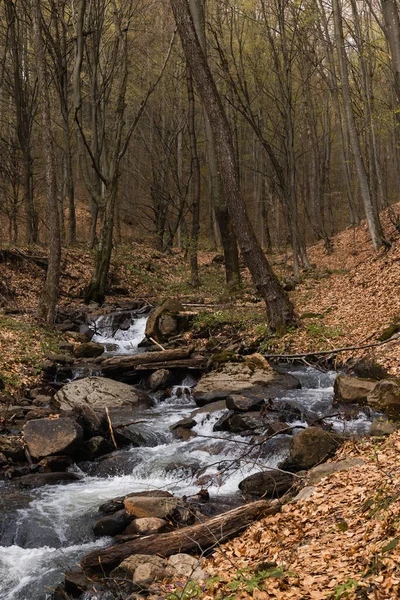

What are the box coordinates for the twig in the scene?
[149,336,166,351]
[264,334,400,360]
[105,407,118,449]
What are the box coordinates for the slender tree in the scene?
[169,0,295,331]
[31,0,61,323]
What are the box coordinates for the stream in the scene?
[0,312,378,600]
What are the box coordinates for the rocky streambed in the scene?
[0,301,393,600]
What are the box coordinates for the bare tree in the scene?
[31,0,61,323]
[170,0,295,332]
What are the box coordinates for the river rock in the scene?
[166,554,204,579]
[38,455,73,472]
[333,375,376,404]
[123,517,167,536]
[145,298,185,342]
[226,394,264,412]
[30,386,56,400]
[64,571,94,596]
[14,472,80,488]
[282,427,343,471]
[0,452,8,467]
[46,353,74,365]
[124,496,179,519]
[23,417,83,459]
[267,421,289,434]
[367,379,400,418]
[170,417,196,431]
[148,369,171,391]
[73,342,104,359]
[307,458,365,484]
[213,410,261,434]
[99,490,173,514]
[346,357,388,381]
[81,436,114,459]
[73,404,105,438]
[0,435,25,462]
[25,408,53,420]
[93,509,132,537]
[133,562,166,586]
[53,376,151,411]
[369,419,397,436]
[239,470,295,498]
[173,426,197,441]
[111,554,165,579]
[193,361,300,406]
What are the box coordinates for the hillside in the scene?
[2,205,400,394]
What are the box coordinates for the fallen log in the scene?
[81,499,278,571]
[133,357,205,371]
[101,347,194,375]
[0,248,48,270]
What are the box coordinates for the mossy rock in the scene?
[379,321,400,342]
[211,350,242,364]
[300,312,324,319]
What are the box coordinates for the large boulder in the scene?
[282,427,343,471]
[145,298,186,342]
[367,379,400,418]
[53,376,151,411]
[23,417,83,459]
[193,360,300,406]
[333,375,376,404]
[239,470,295,498]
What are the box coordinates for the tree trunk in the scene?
[189,0,241,290]
[84,185,116,304]
[332,0,386,251]
[186,65,201,287]
[382,0,400,104]
[170,0,295,332]
[31,0,61,324]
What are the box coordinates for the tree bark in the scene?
[31,0,61,323]
[170,0,295,332]
[81,499,279,570]
[186,65,201,287]
[189,0,241,290]
[382,0,400,104]
[332,0,387,251]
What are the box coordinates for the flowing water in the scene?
[0,314,378,600]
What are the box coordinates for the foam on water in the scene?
[91,314,148,354]
[0,540,108,600]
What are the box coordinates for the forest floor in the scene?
[2,207,400,599]
[2,203,400,393]
[189,433,400,600]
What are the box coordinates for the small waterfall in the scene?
[90,312,148,355]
